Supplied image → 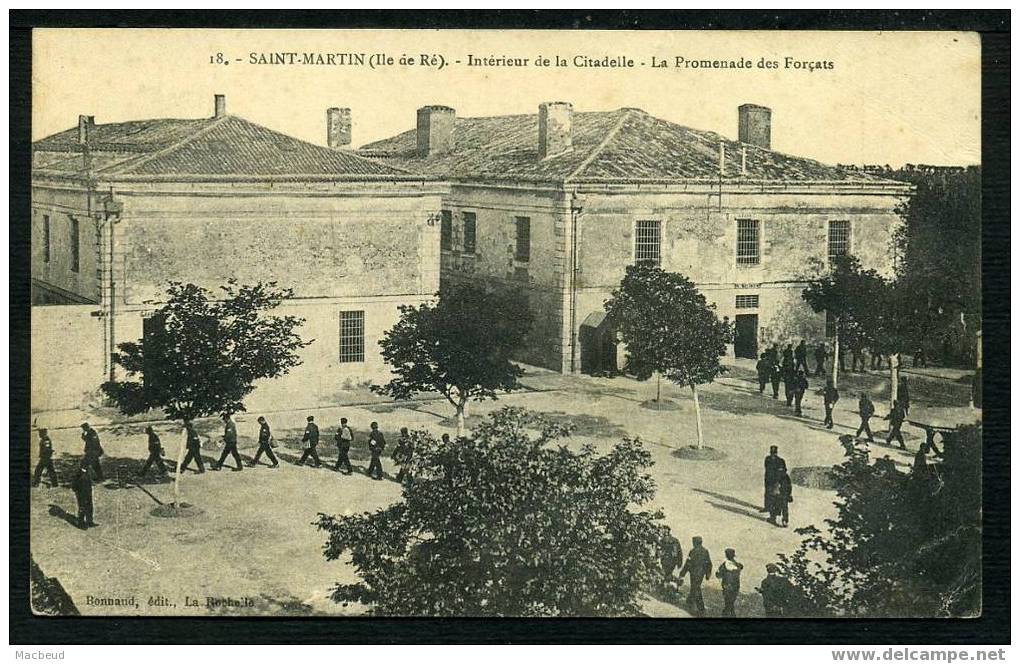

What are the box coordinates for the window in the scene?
[736,219,760,265]
[513,266,529,283]
[338,310,365,363]
[440,210,452,251]
[42,214,51,263]
[515,216,531,261]
[70,216,80,272]
[828,220,851,262]
[462,212,477,254]
[735,294,759,309]
[634,220,661,265]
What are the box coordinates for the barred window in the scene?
[828,220,851,262]
[43,214,51,263]
[70,216,80,273]
[338,310,365,363]
[735,294,759,309]
[736,219,760,265]
[515,216,531,261]
[634,220,661,265]
[440,210,452,251]
[462,212,477,254]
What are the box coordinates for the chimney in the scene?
[214,94,226,118]
[416,106,456,157]
[327,107,352,149]
[738,103,771,149]
[538,101,572,159]
[77,115,94,145]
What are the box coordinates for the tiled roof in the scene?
[33,115,415,180]
[360,108,892,184]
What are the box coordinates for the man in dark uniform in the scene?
[80,422,104,481]
[213,412,243,471]
[781,344,794,374]
[333,417,354,474]
[658,531,683,587]
[823,378,840,429]
[250,416,279,468]
[850,344,863,373]
[367,421,386,480]
[794,340,809,374]
[885,400,907,449]
[783,365,796,407]
[678,536,713,617]
[755,353,771,394]
[769,359,782,400]
[179,419,205,474]
[814,342,828,377]
[71,462,96,529]
[757,564,795,617]
[392,427,414,483]
[32,428,58,488]
[763,445,787,514]
[766,343,779,365]
[298,415,322,467]
[899,376,911,415]
[792,370,809,416]
[138,425,167,477]
[715,548,744,617]
[856,393,876,442]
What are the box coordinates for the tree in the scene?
[315,406,666,616]
[776,425,981,617]
[101,281,309,504]
[372,283,532,437]
[801,255,885,389]
[604,264,728,449]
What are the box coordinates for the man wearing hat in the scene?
[250,416,279,468]
[71,462,96,529]
[213,412,244,471]
[138,425,167,477]
[80,422,104,481]
[32,428,58,488]
[715,548,744,617]
[298,415,322,467]
[179,419,206,474]
[678,536,713,617]
[757,564,795,617]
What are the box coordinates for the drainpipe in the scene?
[568,191,584,373]
[102,190,123,383]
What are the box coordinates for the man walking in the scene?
[769,359,782,400]
[214,412,243,471]
[179,419,205,474]
[32,428,58,488]
[814,342,828,377]
[899,376,911,415]
[367,421,386,480]
[138,425,167,477]
[250,416,279,468]
[794,340,809,374]
[783,365,796,407]
[298,415,322,467]
[333,417,354,474]
[755,353,771,394]
[679,536,713,617]
[658,530,683,588]
[392,427,414,483]
[715,548,744,617]
[763,445,787,516]
[856,393,876,442]
[757,564,795,617]
[823,378,840,429]
[885,400,907,450]
[71,462,96,529]
[792,370,809,417]
[80,422,104,481]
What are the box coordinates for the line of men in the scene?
[658,533,797,618]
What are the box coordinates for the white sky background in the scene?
[33,29,981,167]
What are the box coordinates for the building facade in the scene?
[32,96,446,410]
[361,103,912,374]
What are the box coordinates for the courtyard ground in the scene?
[29,360,978,618]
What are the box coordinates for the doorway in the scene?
[579,311,618,376]
[734,313,759,359]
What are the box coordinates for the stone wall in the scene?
[31,304,105,412]
[31,186,100,304]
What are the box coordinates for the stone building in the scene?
[361,102,912,374]
[31,96,446,410]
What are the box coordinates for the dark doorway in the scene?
[734,313,758,359]
[579,311,618,376]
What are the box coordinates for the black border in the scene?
[10,10,1010,645]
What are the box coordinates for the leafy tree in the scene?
[604,264,728,449]
[372,283,532,437]
[101,281,309,503]
[776,425,981,617]
[316,407,666,616]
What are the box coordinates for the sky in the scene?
[33,29,981,167]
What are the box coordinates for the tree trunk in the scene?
[890,353,900,406]
[691,384,704,449]
[656,373,662,402]
[455,400,467,439]
[832,327,840,389]
[173,424,186,507]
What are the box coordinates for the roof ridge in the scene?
[564,108,634,182]
[107,115,226,174]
